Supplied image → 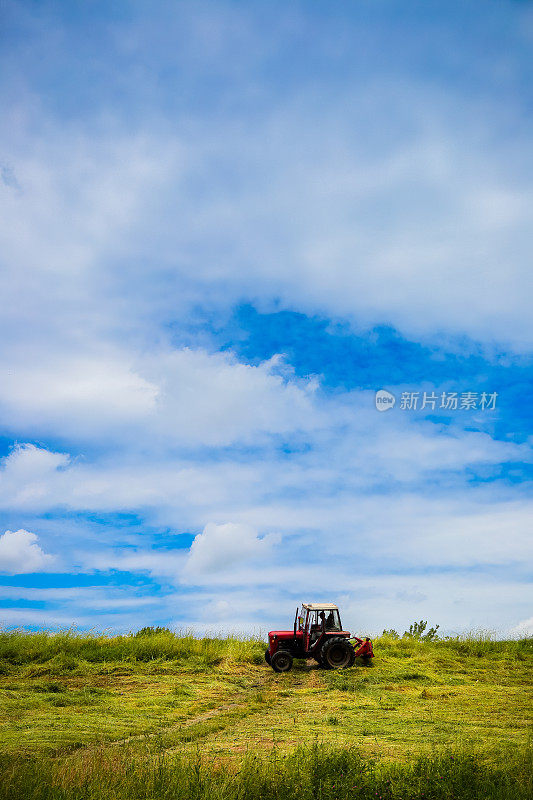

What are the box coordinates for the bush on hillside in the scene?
[404,620,440,641]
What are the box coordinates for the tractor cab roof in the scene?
[301,603,339,611]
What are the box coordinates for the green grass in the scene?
[0,742,530,800]
[0,628,265,670]
[0,629,531,798]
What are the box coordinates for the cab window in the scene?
[325,610,341,630]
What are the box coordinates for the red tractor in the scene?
[265,603,374,672]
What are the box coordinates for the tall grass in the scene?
[2,628,530,675]
[440,632,533,659]
[0,742,530,800]
[373,630,532,660]
[0,628,265,672]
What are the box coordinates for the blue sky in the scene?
[0,0,532,637]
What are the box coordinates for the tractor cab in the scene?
[266,602,369,672]
[301,603,344,648]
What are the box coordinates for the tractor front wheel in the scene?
[321,638,355,669]
[265,648,271,665]
[271,650,293,673]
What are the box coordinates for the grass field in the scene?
[0,628,531,798]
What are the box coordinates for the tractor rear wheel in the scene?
[265,648,271,665]
[321,638,355,669]
[271,650,293,673]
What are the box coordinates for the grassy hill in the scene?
[0,628,531,799]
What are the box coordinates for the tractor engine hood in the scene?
[268,630,302,638]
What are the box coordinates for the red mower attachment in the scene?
[265,603,374,672]
[352,635,374,662]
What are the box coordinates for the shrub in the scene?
[133,626,172,637]
[404,620,440,641]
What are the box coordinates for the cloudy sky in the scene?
[0,0,532,637]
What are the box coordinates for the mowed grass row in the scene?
[0,629,531,798]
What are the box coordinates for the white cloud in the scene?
[0,445,70,508]
[109,92,532,351]
[0,354,158,432]
[0,565,527,636]
[183,522,281,577]
[1,83,532,389]
[85,548,187,580]
[509,617,533,637]
[0,126,177,282]
[0,585,160,610]
[144,349,322,447]
[0,529,54,574]
[0,352,159,441]
[164,572,531,638]
[0,83,530,455]
[0,348,321,446]
[3,443,69,477]
[1,410,526,511]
